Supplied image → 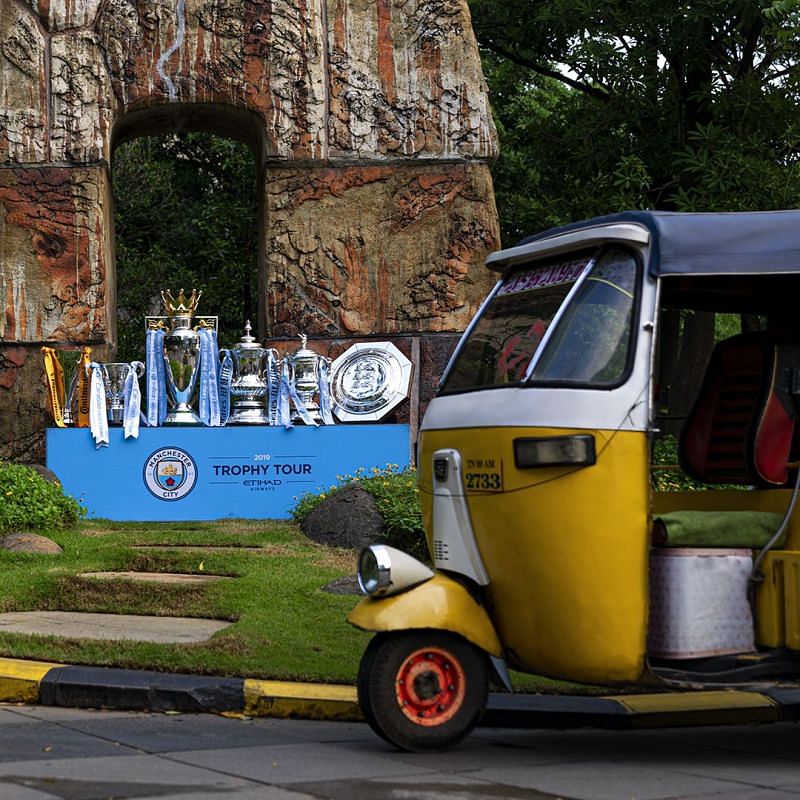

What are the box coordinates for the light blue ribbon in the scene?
[318,359,334,425]
[145,329,167,426]
[266,351,280,425]
[198,328,221,426]
[218,348,233,425]
[122,363,142,439]
[278,361,293,428]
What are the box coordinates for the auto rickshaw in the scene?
[348,210,800,751]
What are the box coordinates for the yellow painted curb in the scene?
[244,680,362,722]
[0,658,62,704]
[608,690,780,728]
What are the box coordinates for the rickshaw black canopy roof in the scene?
[517,210,800,278]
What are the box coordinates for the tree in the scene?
[112,133,258,361]
[471,0,800,243]
[470,1,800,424]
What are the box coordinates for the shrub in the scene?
[651,434,744,492]
[0,462,85,534]
[291,464,428,561]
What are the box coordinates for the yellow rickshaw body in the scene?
[348,572,503,657]
[417,426,650,684]
[349,212,800,752]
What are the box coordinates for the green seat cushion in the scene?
[653,510,785,548]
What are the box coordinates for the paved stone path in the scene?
[0,612,231,643]
[79,571,231,585]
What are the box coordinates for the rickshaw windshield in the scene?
[441,247,639,393]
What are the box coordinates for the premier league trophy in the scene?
[145,289,219,426]
[156,289,203,425]
[227,321,279,425]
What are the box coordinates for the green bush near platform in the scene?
[0,462,85,534]
[290,464,428,561]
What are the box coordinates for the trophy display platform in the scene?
[46,425,411,521]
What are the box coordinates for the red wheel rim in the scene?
[394,646,466,726]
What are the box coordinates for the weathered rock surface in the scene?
[0,0,499,459]
[302,485,384,549]
[27,464,61,485]
[0,532,63,554]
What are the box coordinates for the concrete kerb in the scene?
[1,657,799,730]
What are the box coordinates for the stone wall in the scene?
[0,0,499,461]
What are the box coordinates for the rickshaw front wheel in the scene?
[357,630,489,752]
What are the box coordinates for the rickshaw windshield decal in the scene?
[497,259,588,296]
[441,252,594,393]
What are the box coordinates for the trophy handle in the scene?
[162,353,178,403]
[131,360,146,379]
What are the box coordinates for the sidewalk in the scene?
[2,655,799,730]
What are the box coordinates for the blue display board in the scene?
[46,425,411,521]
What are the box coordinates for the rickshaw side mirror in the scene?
[513,434,596,469]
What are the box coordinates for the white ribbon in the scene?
[122,365,142,439]
[88,363,109,448]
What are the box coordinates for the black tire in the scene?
[357,630,489,752]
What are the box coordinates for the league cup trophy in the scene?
[160,288,204,425]
[285,334,332,425]
[99,361,145,424]
[60,351,82,425]
[41,346,92,427]
[227,321,279,425]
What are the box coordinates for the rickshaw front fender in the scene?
[347,573,503,658]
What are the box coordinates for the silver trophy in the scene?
[227,321,279,425]
[330,342,413,422]
[60,351,82,425]
[95,361,145,424]
[285,334,331,425]
[148,289,218,426]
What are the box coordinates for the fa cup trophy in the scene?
[227,322,279,425]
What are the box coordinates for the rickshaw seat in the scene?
[679,332,800,486]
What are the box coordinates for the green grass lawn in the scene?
[0,519,370,682]
[0,518,597,693]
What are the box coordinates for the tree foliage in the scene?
[471,0,800,243]
[112,134,259,361]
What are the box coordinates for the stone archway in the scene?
[0,0,499,460]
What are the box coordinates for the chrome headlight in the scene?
[358,544,392,595]
[357,544,435,597]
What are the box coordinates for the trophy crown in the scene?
[161,288,202,316]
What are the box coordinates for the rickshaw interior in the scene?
[649,272,800,684]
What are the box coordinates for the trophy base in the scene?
[291,407,323,425]
[228,401,269,426]
[164,409,202,426]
